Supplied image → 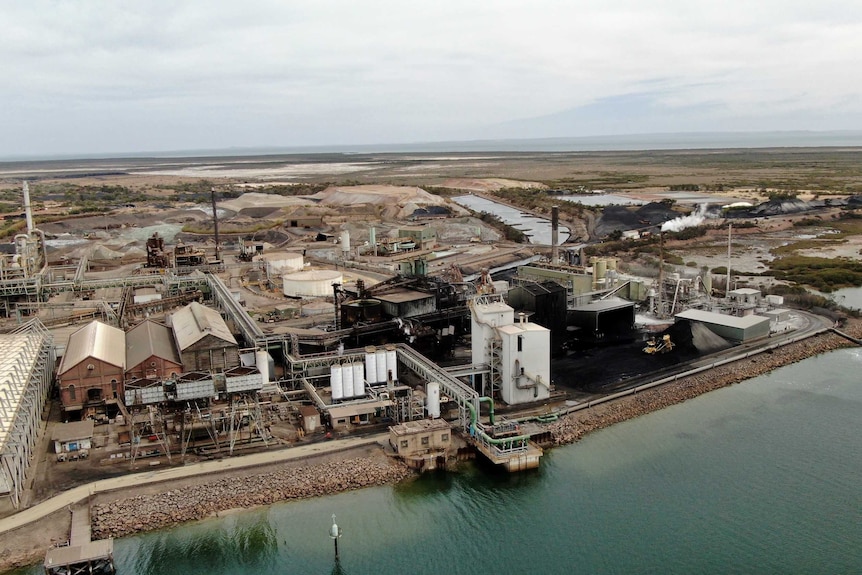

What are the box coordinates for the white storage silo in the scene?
[352,363,365,397]
[426,382,441,419]
[282,270,343,297]
[375,350,387,384]
[255,350,270,385]
[385,348,398,383]
[340,230,351,258]
[365,351,377,385]
[330,364,344,401]
[342,362,354,398]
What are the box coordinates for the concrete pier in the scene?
[44,505,114,575]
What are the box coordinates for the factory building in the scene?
[568,297,637,344]
[376,289,437,319]
[171,302,240,372]
[398,225,437,250]
[471,295,551,404]
[57,321,125,416]
[506,281,567,350]
[0,320,54,508]
[125,319,182,381]
[675,309,771,343]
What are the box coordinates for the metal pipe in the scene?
[551,205,559,263]
[211,187,220,262]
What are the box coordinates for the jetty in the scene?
[43,505,114,575]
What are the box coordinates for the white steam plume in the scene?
[661,203,710,232]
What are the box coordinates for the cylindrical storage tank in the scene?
[426,382,441,419]
[365,351,378,385]
[385,348,398,383]
[594,259,607,280]
[606,257,618,271]
[256,252,304,276]
[352,363,365,397]
[283,270,343,297]
[375,350,387,384]
[342,362,354,398]
[341,299,383,328]
[255,350,270,385]
[340,230,350,254]
[330,364,343,401]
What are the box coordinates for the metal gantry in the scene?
[0,319,53,508]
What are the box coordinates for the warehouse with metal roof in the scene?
[674,309,770,343]
[170,301,239,372]
[56,321,125,415]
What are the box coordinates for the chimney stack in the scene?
[23,181,34,233]
[551,205,559,263]
[211,187,220,262]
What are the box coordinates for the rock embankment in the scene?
[92,456,412,539]
[548,324,861,446]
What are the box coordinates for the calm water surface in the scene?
[13,349,862,575]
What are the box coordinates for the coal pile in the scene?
[660,319,730,354]
[595,202,680,237]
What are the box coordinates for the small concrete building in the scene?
[298,405,320,433]
[398,225,437,250]
[675,309,771,343]
[57,321,126,415]
[171,302,239,373]
[51,420,94,454]
[125,319,182,382]
[389,418,452,470]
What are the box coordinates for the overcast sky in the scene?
[3,1,862,157]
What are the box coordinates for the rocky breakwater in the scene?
[548,322,861,446]
[92,456,412,539]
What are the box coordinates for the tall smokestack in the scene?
[211,187,220,262]
[726,223,732,299]
[551,205,559,263]
[22,181,34,233]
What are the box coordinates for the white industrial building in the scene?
[471,294,551,405]
[0,319,54,508]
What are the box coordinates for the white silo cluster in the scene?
[364,346,398,385]
[330,362,366,401]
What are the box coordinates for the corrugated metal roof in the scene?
[171,302,237,351]
[50,420,94,443]
[0,331,46,450]
[572,297,635,313]
[675,309,770,329]
[58,321,125,375]
[126,319,181,369]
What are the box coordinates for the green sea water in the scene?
[14,349,862,575]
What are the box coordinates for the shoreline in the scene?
[2,319,859,572]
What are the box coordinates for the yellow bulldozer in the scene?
[643,334,675,354]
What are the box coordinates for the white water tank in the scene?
[365,352,377,385]
[426,382,441,419]
[283,270,343,297]
[256,251,304,276]
[342,362,354,398]
[352,363,365,397]
[385,349,398,383]
[375,350,387,384]
[330,364,344,401]
[341,230,351,255]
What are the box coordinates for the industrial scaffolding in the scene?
[0,319,54,508]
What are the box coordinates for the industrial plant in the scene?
[0,174,837,575]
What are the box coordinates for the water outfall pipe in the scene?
[465,398,531,447]
[515,369,548,398]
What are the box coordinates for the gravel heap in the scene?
[547,324,860,446]
[91,456,413,539]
